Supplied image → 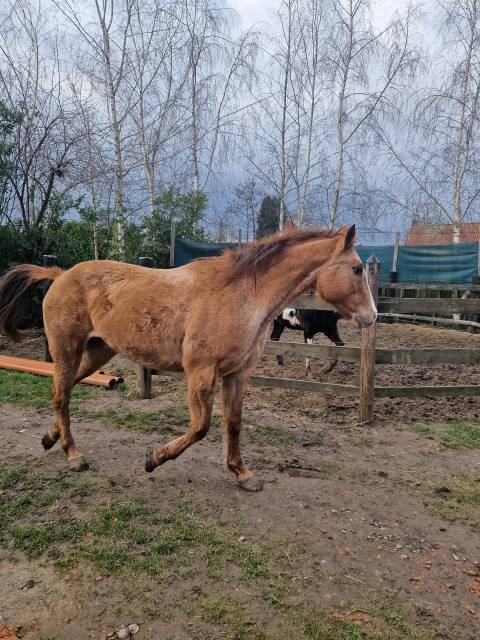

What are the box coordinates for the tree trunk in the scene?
[278,0,292,232]
[191,62,200,193]
[96,1,126,261]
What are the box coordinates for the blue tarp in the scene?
[173,237,479,284]
[396,243,478,284]
[174,237,235,267]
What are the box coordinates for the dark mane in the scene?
[224,228,341,282]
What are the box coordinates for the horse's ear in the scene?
[344,224,356,252]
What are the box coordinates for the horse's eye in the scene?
[353,264,363,275]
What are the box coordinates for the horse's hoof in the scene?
[237,477,264,492]
[145,451,158,473]
[41,433,57,450]
[68,456,89,472]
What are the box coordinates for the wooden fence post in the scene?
[42,254,57,362]
[137,256,154,399]
[169,221,176,268]
[359,255,380,423]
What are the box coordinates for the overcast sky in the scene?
[228,0,414,30]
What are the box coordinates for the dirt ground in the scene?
[1,322,480,640]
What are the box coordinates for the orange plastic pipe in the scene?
[0,355,123,389]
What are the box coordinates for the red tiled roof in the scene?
[405,222,480,245]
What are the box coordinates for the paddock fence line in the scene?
[134,252,480,420]
[29,253,480,421]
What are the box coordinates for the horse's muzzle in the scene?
[353,310,377,329]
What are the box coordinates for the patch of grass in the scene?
[0,369,91,411]
[409,423,434,439]
[409,421,480,449]
[421,474,480,529]
[200,597,229,624]
[0,464,439,640]
[200,596,271,638]
[82,407,183,435]
[242,423,303,446]
[440,422,480,449]
[304,618,375,640]
[0,464,29,488]
[196,599,434,640]
[0,463,269,582]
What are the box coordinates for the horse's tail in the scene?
[0,264,63,340]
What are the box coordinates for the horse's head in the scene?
[314,225,377,329]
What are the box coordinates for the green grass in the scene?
[421,474,480,529]
[409,421,480,449]
[78,404,211,435]
[409,423,434,439]
[79,407,173,433]
[0,369,92,411]
[197,597,435,640]
[304,618,377,640]
[0,461,440,640]
[0,463,268,581]
[409,422,480,449]
[440,422,480,449]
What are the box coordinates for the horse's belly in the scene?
[100,330,183,371]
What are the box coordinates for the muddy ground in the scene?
[1,322,480,640]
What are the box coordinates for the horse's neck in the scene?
[254,237,336,321]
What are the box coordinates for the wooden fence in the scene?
[135,256,480,421]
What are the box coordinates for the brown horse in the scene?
[0,225,376,491]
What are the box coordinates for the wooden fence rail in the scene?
[378,313,480,330]
[265,341,480,365]
[378,282,480,292]
[293,293,480,315]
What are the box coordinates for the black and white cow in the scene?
[270,309,344,373]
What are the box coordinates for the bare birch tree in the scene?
[182,0,258,195]
[327,0,417,226]
[53,0,136,260]
[381,0,480,243]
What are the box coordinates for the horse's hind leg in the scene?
[222,369,263,492]
[145,366,216,472]
[41,338,116,458]
[42,350,87,470]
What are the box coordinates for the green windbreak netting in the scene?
[397,243,478,284]
[173,237,479,284]
[174,237,235,266]
[356,246,394,283]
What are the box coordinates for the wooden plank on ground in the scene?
[374,385,480,398]
[378,298,480,314]
[264,341,360,362]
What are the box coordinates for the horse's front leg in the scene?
[222,369,263,492]
[145,366,216,472]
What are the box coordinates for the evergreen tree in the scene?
[256,196,280,238]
